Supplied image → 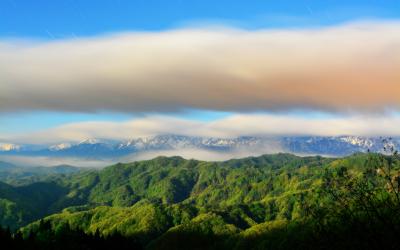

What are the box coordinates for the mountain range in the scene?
[0,135,398,160]
[1,152,399,250]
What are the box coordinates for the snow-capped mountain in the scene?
[339,136,374,148]
[115,135,280,153]
[0,135,398,159]
[281,136,394,156]
[49,143,72,151]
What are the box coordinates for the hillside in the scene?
[2,153,399,249]
[1,153,332,229]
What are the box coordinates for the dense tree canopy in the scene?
[1,152,400,249]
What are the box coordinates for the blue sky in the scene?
[1,0,400,141]
[1,0,399,38]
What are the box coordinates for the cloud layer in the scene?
[0,147,284,167]
[1,21,400,113]
[2,113,400,144]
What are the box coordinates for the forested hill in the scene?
[1,153,334,229]
[1,153,400,249]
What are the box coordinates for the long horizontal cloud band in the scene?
[3,114,400,144]
[1,21,400,113]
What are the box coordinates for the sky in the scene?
[1,0,400,144]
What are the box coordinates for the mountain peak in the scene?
[78,138,102,145]
[49,143,72,151]
[1,135,399,160]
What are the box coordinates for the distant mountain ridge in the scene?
[0,162,82,186]
[0,135,398,159]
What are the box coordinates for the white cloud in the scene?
[0,155,112,168]
[2,113,400,144]
[0,147,284,167]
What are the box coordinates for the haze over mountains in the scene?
[1,135,398,167]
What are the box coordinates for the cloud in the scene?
[0,147,285,167]
[1,21,400,113]
[0,155,111,168]
[2,113,400,144]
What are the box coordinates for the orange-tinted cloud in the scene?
[1,21,399,113]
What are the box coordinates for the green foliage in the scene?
[2,153,400,249]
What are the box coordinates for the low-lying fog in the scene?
[0,147,289,168]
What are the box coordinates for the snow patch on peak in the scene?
[79,139,102,145]
[49,143,72,151]
[339,136,373,148]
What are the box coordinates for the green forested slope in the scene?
[0,180,69,229]
[57,154,333,209]
[4,153,332,230]
[2,153,400,249]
